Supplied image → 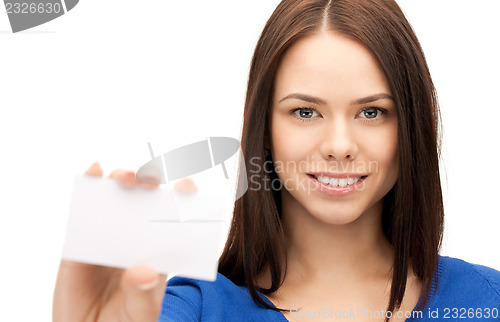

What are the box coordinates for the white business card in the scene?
[61,175,230,281]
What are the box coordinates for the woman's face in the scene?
[270,31,398,225]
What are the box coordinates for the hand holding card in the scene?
[53,162,229,322]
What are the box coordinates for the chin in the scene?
[308,207,364,226]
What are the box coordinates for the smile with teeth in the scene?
[313,175,363,187]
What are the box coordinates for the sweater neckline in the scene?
[258,255,444,322]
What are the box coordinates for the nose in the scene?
[319,117,358,161]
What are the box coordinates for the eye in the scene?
[290,107,320,121]
[358,107,387,120]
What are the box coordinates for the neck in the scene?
[278,191,395,286]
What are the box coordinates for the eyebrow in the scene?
[278,92,393,105]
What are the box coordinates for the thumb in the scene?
[120,266,168,321]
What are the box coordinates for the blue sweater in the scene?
[159,256,500,321]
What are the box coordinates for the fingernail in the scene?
[137,277,159,291]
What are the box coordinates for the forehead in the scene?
[273,31,391,104]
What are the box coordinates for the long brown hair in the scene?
[218,0,444,318]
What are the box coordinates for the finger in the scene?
[174,177,198,194]
[110,169,161,189]
[136,165,162,189]
[120,266,168,321]
[85,162,103,177]
[109,169,140,188]
[139,181,161,189]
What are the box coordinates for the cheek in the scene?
[362,126,398,176]
[271,118,305,162]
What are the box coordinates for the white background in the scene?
[0,0,499,320]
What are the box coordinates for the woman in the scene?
[53,0,500,321]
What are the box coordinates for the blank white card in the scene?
[62,175,231,281]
